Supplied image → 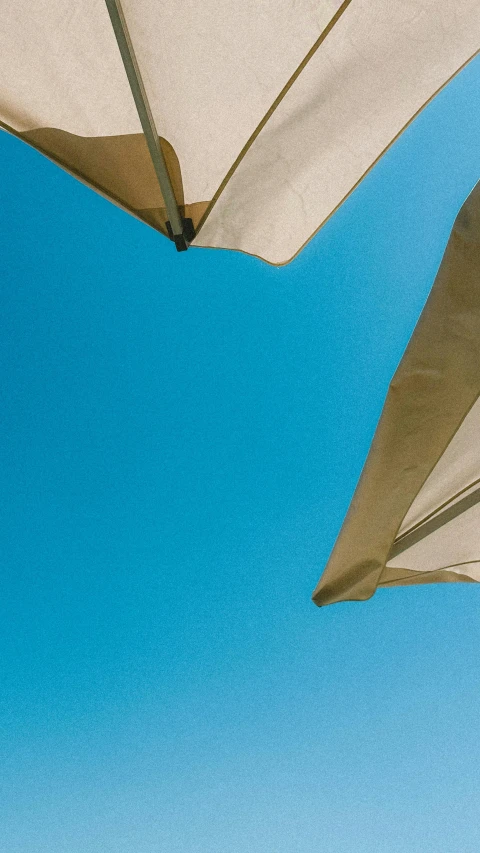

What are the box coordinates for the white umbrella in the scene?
[1,1,479,263]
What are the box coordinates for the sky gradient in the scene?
[1,54,480,853]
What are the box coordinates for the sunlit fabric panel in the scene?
[0,1,138,135]
[196,0,480,263]
[119,0,345,205]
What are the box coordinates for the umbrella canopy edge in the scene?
[313,180,480,607]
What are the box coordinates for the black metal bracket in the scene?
[165,218,196,252]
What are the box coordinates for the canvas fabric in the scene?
[313,181,480,607]
[1,1,480,261]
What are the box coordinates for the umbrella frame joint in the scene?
[165,217,196,252]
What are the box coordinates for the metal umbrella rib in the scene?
[104,0,190,250]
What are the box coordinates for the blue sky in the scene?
[1,55,480,853]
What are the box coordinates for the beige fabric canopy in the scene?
[313,181,480,607]
[1,1,480,262]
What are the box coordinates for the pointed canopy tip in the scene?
[312,181,480,607]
